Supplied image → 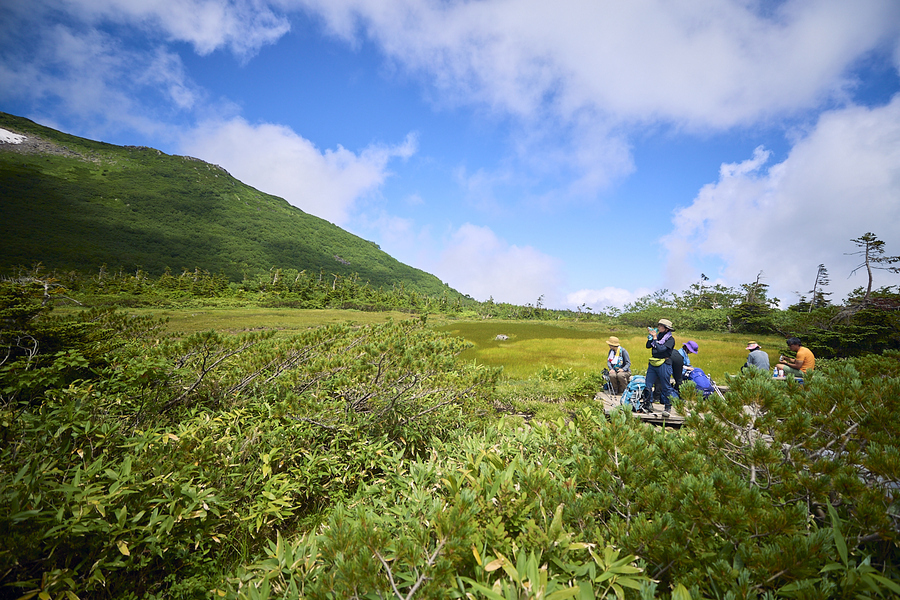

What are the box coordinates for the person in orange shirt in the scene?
[776,337,815,377]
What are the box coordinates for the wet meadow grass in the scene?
[83,305,787,381]
[435,319,787,382]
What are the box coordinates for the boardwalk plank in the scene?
[596,390,686,427]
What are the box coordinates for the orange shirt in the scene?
[795,346,815,372]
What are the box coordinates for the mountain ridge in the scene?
[0,112,460,298]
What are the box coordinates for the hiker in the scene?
[672,340,698,392]
[642,318,678,416]
[604,336,631,394]
[742,341,770,372]
[776,337,815,377]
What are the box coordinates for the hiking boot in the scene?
[662,405,672,418]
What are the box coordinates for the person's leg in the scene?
[782,366,803,378]
[615,371,628,394]
[672,353,684,392]
[610,370,626,393]
[658,363,678,412]
[643,365,658,411]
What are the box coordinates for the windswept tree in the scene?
[728,272,779,333]
[809,263,831,311]
[740,271,779,308]
[847,232,900,304]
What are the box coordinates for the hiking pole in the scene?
[604,369,619,404]
[713,379,726,400]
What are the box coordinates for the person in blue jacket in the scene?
[642,318,679,416]
[672,340,698,392]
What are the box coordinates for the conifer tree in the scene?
[847,232,900,304]
[809,263,831,311]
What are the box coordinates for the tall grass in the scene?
[437,320,788,382]
[59,305,791,381]
[56,306,416,335]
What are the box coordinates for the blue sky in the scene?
[2,0,900,310]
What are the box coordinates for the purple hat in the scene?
[683,340,699,354]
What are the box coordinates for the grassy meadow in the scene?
[88,304,791,382]
[435,319,787,382]
[105,306,420,335]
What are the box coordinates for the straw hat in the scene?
[606,336,620,347]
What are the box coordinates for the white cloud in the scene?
[0,0,286,132]
[9,0,898,206]
[181,118,417,225]
[664,95,900,304]
[47,0,290,57]
[567,287,656,311]
[435,223,564,305]
[137,48,203,110]
[295,0,900,126]
[288,0,900,199]
[0,19,202,140]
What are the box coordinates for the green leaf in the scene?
[671,584,692,600]
[463,580,506,600]
[870,573,900,595]
[545,587,579,600]
[827,501,849,566]
[548,502,565,542]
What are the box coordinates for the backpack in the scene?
[686,368,715,398]
[620,375,646,408]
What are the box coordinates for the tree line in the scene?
[4,232,899,359]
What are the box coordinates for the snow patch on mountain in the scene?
[0,128,26,144]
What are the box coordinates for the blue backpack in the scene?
[686,368,715,398]
[620,375,646,408]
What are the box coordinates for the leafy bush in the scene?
[3,287,900,599]
[536,365,576,382]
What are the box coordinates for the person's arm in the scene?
[621,348,631,371]
[779,353,803,369]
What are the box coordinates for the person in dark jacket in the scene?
[642,318,679,416]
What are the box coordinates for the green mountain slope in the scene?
[0,112,458,297]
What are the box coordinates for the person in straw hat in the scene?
[742,341,770,373]
[643,318,679,416]
[604,336,632,394]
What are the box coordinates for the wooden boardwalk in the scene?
[596,390,687,427]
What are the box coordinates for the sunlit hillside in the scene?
[0,112,459,298]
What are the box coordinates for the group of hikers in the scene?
[603,318,816,416]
